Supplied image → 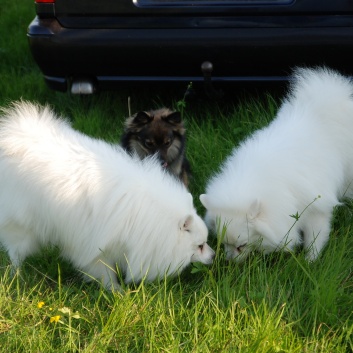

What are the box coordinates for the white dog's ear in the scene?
[187,193,193,207]
[248,199,261,219]
[199,194,209,208]
[179,215,193,231]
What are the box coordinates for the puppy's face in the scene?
[200,195,271,262]
[125,108,185,167]
[179,213,215,265]
[204,208,257,262]
[221,213,258,262]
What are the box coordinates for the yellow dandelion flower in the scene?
[50,315,61,323]
[37,301,45,309]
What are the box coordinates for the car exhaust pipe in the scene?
[71,78,95,94]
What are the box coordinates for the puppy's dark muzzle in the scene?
[157,154,168,168]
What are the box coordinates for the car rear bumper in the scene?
[28,16,353,92]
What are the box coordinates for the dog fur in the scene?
[0,101,214,290]
[201,67,353,262]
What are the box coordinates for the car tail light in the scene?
[35,0,55,3]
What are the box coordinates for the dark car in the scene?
[28,0,353,94]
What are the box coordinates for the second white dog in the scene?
[0,101,214,290]
[201,67,353,262]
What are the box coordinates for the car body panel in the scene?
[27,0,353,92]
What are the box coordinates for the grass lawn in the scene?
[0,1,352,352]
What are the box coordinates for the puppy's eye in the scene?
[237,243,247,252]
[144,140,154,148]
[164,139,172,147]
[198,244,204,251]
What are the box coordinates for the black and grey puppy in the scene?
[121,108,191,187]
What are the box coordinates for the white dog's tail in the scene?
[288,66,353,115]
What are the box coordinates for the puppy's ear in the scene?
[179,215,193,231]
[248,199,261,220]
[199,194,210,209]
[133,111,153,126]
[187,193,193,207]
[165,111,181,125]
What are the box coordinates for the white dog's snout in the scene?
[191,242,215,264]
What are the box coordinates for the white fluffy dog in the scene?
[0,101,214,290]
[201,67,353,262]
